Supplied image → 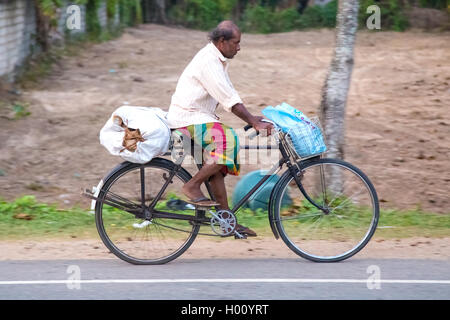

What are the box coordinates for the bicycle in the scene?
[83,120,379,264]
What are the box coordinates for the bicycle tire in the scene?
[272,158,379,262]
[95,158,200,265]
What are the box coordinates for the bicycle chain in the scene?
[152,220,231,237]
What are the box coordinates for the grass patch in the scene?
[0,196,448,240]
[374,207,450,239]
[0,195,97,240]
[0,100,31,121]
[11,102,31,119]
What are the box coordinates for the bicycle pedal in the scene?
[234,233,247,240]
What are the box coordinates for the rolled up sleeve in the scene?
[199,60,242,112]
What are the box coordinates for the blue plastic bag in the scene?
[262,103,327,158]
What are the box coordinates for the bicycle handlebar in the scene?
[243,119,275,139]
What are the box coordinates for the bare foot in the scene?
[182,181,205,201]
[182,181,220,206]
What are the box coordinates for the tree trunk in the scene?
[154,0,168,24]
[33,0,51,52]
[319,0,359,161]
[318,0,359,195]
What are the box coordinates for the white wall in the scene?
[0,0,119,81]
[0,0,36,81]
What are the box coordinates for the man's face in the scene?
[217,30,241,59]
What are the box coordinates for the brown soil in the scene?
[0,237,448,261]
[0,24,449,259]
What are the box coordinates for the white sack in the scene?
[99,106,171,164]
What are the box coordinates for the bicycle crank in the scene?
[210,210,237,237]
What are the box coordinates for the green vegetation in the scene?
[15,49,61,89]
[117,0,143,29]
[11,102,31,119]
[167,0,215,28]
[0,195,448,240]
[169,0,340,33]
[359,0,410,31]
[375,207,450,238]
[0,100,31,120]
[34,0,140,44]
[167,0,444,32]
[418,0,448,9]
[0,196,96,240]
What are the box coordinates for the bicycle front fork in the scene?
[288,164,330,215]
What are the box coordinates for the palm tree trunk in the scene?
[319,0,359,160]
[318,0,359,195]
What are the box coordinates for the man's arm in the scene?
[231,103,258,126]
[197,57,273,134]
[232,103,273,135]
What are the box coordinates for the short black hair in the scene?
[208,21,239,42]
[208,27,234,42]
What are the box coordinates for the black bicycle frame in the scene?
[83,134,326,230]
[150,139,325,222]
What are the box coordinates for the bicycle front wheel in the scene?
[95,158,199,265]
[273,158,379,262]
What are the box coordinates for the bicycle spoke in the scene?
[328,189,366,214]
[140,167,146,207]
[275,159,378,262]
[105,189,141,207]
[278,211,323,221]
[96,160,199,264]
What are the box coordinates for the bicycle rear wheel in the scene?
[272,158,379,262]
[95,158,199,265]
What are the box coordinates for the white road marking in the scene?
[0,278,449,285]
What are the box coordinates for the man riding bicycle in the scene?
[166,21,273,237]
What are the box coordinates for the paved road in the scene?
[0,258,449,300]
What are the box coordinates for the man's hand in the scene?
[250,116,273,136]
[231,103,274,136]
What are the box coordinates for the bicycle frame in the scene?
[83,128,326,237]
[151,131,325,229]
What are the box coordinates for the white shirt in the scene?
[166,42,243,128]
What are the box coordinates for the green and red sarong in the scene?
[176,122,240,176]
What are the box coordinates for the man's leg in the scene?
[181,162,224,202]
[208,170,257,237]
[208,171,229,210]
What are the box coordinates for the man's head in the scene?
[208,21,241,59]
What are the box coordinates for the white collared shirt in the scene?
[166,42,243,128]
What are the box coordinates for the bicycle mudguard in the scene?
[267,157,321,239]
[267,168,296,239]
[267,183,281,239]
[90,161,131,212]
[91,157,190,212]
